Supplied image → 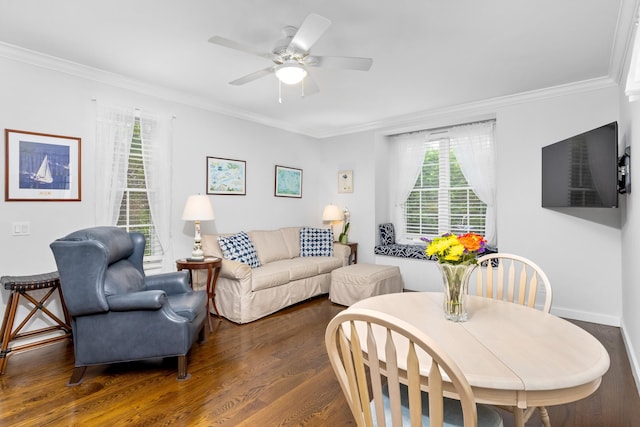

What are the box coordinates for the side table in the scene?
[176,258,222,330]
[0,271,72,375]
[342,242,358,264]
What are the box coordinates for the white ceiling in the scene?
[0,0,636,138]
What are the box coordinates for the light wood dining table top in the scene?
[348,292,610,424]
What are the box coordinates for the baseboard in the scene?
[620,320,640,397]
[550,306,620,327]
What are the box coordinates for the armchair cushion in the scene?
[218,231,261,268]
[300,227,334,257]
[104,260,145,296]
[166,292,208,322]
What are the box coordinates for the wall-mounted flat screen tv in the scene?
[542,122,618,208]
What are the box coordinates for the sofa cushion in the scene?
[300,227,334,257]
[314,256,344,274]
[284,257,321,281]
[280,226,302,258]
[218,232,261,268]
[249,230,290,264]
[251,263,290,291]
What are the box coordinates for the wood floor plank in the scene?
[0,296,637,426]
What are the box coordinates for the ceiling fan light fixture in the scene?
[275,61,307,85]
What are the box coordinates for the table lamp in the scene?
[181,194,215,261]
[322,204,343,238]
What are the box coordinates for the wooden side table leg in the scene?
[210,267,221,317]
[0,291,19,375]
[206,265,214,331]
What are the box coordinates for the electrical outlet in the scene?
[12,222,30,236]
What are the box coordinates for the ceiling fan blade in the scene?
[229,67,275,85]
[311,56,373,71]
[289,13,331,52]
[208,36,273,60]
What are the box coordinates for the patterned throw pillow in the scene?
[217,231,261,268]
[300,227,334,257]
[379,223,396,245]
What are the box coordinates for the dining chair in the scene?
[473,253,552,313]
[325,308,504,427]
[471,252,553,427]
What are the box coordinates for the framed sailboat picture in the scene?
[5,129,81,201]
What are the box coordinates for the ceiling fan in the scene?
[208,13,373,95]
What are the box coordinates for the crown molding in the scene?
[0,42,622,140]
[0,42,318,137]
[315,77,619,139]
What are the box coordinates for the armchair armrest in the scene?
[107,290,168,311]
[220,259,251,280]
[145,271,191,295]
[333,243,351,266]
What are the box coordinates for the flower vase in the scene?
[437,263,474,322]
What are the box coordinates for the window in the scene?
[404,137,487,239]
[116,116,163,267]
[96,105,172,271]
[391,120,497,247]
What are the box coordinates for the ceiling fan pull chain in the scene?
[301,78,305,98]
[278,79,282,104]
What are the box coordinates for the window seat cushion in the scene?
[374,244,433,260]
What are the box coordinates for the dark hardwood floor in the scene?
[0,296,638,426]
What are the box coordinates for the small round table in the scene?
[176,258,222,329]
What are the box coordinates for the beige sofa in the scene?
[201,227,350,323]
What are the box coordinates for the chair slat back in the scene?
[472,253,552,313]
[326,308,479,427]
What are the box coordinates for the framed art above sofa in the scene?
[274,165,302,198]
[206,156,246,195]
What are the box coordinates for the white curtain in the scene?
[449,121,497,247]
[95,104,135,225]
[390,132,428,243]
[139,112,173,271]
[95,104,173,271]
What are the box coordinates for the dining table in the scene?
[347,292,610,427]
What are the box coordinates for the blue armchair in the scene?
[50,226,207,385]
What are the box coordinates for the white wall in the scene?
[0,53,630,362]
[363,85,623,326]
[0,57,324,332]
[619,60,640,394]
[317,131,377,264]
[495,87,622,325]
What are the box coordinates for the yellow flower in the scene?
[424,232,488,265]
[444,243,465,261]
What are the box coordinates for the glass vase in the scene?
[437,263,474,322]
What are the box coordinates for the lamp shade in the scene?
[181,195,215,221]
[322,204,343,222]
[275,61,307,85]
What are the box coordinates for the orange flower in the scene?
[457,233,486,252]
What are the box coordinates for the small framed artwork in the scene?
[338,170,353,193]
[206,156,246,195]
[275,165,302,198]
[5,129,81,201]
